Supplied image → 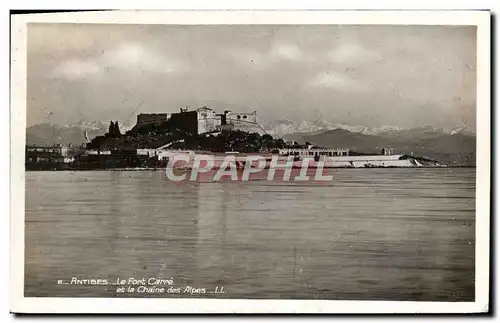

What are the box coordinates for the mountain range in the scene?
[282,128,475,166]
[262,118,475,138]
[26,121,109,146]
[25,118,476,166]
[261,119,476,166]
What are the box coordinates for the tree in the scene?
[108,121,114,135]
[107,121,122,138]
[114,122,122,136]
[246,132,262,152]
[261,134,274,150]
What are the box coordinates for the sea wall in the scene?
[325,155,403,162]
[163,151,420,169]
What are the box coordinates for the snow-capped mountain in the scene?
[262,119,475,138]
[263,119,366,136]
[74,120,109,131]
[26,121,109,146]
[279,125,476,166]
[449,126,476,136]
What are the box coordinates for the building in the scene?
[278,148,350,157]
[157,106,221,135]
[84,150,112,155]
[212,110,261,133]
[25,144,75,164]
[381,148,394,155]
[167,110,198,135]
[136,113,171,125]
[196,106,221,134]
[134,106,259,136]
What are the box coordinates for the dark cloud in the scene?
[27,24,476,130]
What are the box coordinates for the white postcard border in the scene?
[10,10,490,314]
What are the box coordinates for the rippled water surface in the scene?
[25,168,475,300]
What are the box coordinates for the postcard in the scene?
[10,10,490,314]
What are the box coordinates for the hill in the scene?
[284,128,476,166]
[26,122,108,146]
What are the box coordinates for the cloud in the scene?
[328,43,381,63]
[228,42,378,72]
[308,72,365,91]
[269,44,303,61]
[105,43,147,66]
[100,43,181,74]
[223,48,269,70]
[53,59,101,80]
[31,24,476,130]
[52,43,182,80]
[226,43,307,70]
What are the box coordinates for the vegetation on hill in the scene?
[86,121,287,152]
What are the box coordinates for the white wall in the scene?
[325,155,403,162]
[197,109,221,134]
[156,151,417,168]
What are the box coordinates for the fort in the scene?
[25,105,443,170]
[136,113,171,125]
[132,106,259,136]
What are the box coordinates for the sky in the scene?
[27,24,476,130]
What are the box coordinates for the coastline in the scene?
[24,165,474,172]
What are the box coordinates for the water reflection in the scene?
[25,169,475,300]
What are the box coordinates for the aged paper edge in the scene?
[10,10,491,314]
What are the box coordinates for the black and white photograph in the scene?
[9,10,490,314]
